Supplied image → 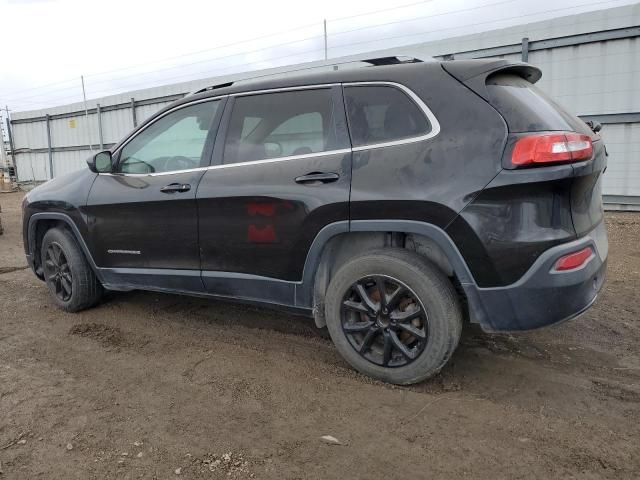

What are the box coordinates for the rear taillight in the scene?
[512,132,593,167]
[553,246,594,272]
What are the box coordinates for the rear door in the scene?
[196,86,351,303]
[85,99,224,289]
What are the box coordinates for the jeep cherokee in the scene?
[22,57,608,385]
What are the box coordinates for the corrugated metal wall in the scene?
[8,4,640,207]
[529,36,640,199]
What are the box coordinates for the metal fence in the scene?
[6,4,640,208]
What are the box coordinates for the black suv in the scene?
[22,57,608,384]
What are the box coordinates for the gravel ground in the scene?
[0,190,639,479]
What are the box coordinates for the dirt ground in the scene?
[0,190,639,479]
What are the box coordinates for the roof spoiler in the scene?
[442,59,542,102]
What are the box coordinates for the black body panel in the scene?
[467,220,608,331]
[197,85,352,283]
[84,170,205,270]
[22,168,98,279]
[570,141,606,237]
[448,140,606,287]
[349,65,507,230]
[22,168,97,251]
[197,152,352,281]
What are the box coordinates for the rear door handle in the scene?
[294,172,340,185]
[160,183,191,193]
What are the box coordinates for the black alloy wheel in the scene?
[43,241,73,302]
[341,275,428,368]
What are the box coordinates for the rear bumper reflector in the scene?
[553,246,594,272]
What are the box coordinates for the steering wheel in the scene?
[119,156,155,174]
[162,156,196,172]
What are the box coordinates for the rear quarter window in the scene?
[486,73,591,135]
[344,85,431,147]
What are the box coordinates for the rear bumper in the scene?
[463,220,608,332]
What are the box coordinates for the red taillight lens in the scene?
[553,246,594,271]
[512,132,593,167]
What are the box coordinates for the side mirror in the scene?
[87,151,113,173]
[586,120,602,134]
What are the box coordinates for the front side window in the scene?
[223,89,337,164]
[118,100,219,174]
[344,85,430,147]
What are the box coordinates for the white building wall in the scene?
[599,123,640,198]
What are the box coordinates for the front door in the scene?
[85,99,224,289]
[196,86,351,304]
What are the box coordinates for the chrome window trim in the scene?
[100,81,440,177]
[100,148,353,177]
[230,83,339,97]
[343,81,441,151]
[208,148,352,171]
[113,96,225,159]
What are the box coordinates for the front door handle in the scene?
[294,172,340,185]
[160,183,191,193]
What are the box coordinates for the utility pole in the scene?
[81,75,93,152]
[1,106,17,191]
[323,19,328,60]
[1,106,13,169]
[0,118,8,169]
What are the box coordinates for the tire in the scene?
[40,227,103,312]
[324,248,462,385]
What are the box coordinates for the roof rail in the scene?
[361,56,422,65]
[189,55,425,96]
[193,81,234,95]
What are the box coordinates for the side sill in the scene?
[103,283,313,317]
[99,267,204,293]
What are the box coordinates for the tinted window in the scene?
[486,74,591,135]
[118,100,219,174]
[223,89,337,164]
[344,85,430,147]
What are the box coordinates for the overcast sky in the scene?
[0,0,635,115]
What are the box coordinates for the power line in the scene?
[328,0,629,51]
[13,45,328,109]
[6,33,325,102]
[327,0,433,24]
[2,0,628,110]
[329,0,519,37]
[0,1,435,99]
[0,0,503,103]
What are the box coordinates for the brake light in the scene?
[553,247,594,271]
[512,132,593,167]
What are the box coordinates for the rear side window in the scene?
[223,89,338,164]
[344,85,430,147]
[486,74,591,135]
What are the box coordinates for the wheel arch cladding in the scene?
[28,213,103,283]
[308,221,471,328]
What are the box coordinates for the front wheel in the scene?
[41,227,103,312]
[324,248,462,385]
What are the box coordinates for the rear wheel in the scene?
[41,227,103,312]
[324,248,462,385]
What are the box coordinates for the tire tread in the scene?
[324,248,462,385]
[41,227,103,312]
